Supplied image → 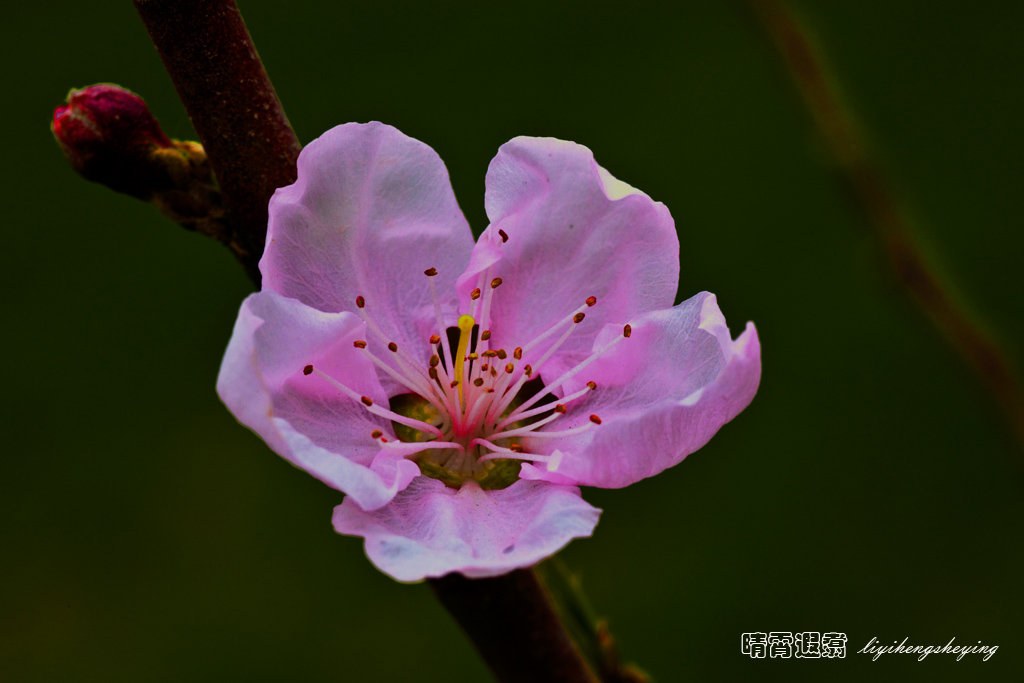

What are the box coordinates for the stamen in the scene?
[303,365,313,376]
[377,440,467,458]
[485,412,563,441]
[370,429,383,439]
[388,342,398,353]
[586,296,597,307]
[353,340,367,349]
[424,267,437,277]
[590,414,602,425]
[470,288,481,300]
[513,347,522,360]
[521,299,592,354]
[502,329,629,423]
[573,312,585,323]
[307,366,444,439]
[496,383,593,427]
[355,296,365,309]
[491,278,503,289]
[498,229,509,242]
[474,439,553,463]
[481,330,491,341]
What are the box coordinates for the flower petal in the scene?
[262,122,473,366]
[217,290,418,510]
[520,292,761,488]
[332,478,601,582]
[456,137,678,385]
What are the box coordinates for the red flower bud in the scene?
[52,84,174,199]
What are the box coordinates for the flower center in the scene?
[303,266,632,490]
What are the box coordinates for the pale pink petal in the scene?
[275,420,421,512]
[455,137,678,386]
[332,478,601,582]
[520,292,761,488]
[262,122,473,369]
[217,290,419,510]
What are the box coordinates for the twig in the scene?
[133,0,301,285]
[429,568,601,683]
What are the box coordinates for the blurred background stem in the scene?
[748,0,1024,459]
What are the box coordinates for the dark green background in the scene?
[4,1,1021,680]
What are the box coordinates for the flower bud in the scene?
[52,84,175,199]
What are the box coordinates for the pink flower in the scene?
[217,122,761,582]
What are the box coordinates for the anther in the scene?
[468,353,478,361]
[490,277,503,289]
[481,364,489,372]
[513,347,522,360]
[623,324,632,338]
[353,340,367,349]
[371,429,383,439]
[388,342,399,353]
[361,396,373,406]
[498,229,509,242]
[380,437,388,443]
[586,296,597,307]
[587,381,597,390]
[473,378,484,387]
[355,296,365,309]
[554,404,567,414]
[424,267,437,277]
[429,355,439,367]
[471,288,481,300]
[450,380,460,388]
[482,350,498,358]
[481,330,491,341]
[303,364,313,376]
[490,368,498,377]
[505,363,514,374]
[524,365,533,376]
[590,414,602,425]
[509,443,524,453]
[496,349,508,360]
[573,312,586,323]
[430,334,441,344]
[429,367,439,380]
